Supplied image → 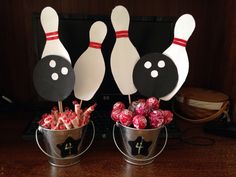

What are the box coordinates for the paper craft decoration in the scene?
[110,5,140,95]
[160,14,196,101]
[133,53,178,98]
[40,6,71,63]
[74,21,107,101]
[33,55,75,102]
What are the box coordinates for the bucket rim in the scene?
[38,121,89,132]
[116,122,164,132]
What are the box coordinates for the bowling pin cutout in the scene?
[110,5,140,95]
[74,21,107,101]
[40,7,71,63]
[160,14,195,101]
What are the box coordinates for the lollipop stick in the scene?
[58,101,63,113]
[128,95,131,105]
[80,100,83,107]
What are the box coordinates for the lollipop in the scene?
[110,97,173,129]
[149,110,165,128]
[119,109,134,126]
[111,109,122,122]
[162,110,173,125]
[135,101,148,116]
[145,97,159,110]
[133,115,147,129]
[113,101,125,111]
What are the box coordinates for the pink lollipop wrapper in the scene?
[135,102,149,116]
[138,99,146,103]
[119,109,134,127]
[133,115,147,129]
[162,110,173,125]
[113,102,125,111]
[149,110,164,128]
[145,97,159,110]
[111,109,122,122]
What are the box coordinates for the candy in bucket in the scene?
[36,102,96,167]
[111,97,172,165]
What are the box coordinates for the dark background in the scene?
[1,0,236,122]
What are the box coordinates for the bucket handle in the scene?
[113,123,168,162]
[35,121,95,160]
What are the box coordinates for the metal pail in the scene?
[113,122,168,165]
[35,121,95,167]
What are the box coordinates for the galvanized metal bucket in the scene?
[35,121,95,167]
[113,122,168,165]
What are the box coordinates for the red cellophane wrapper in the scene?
[111,109,122,122]
[149,110,165,128]
[133,115,147,129]
[145,97,159,110]
[135,102,149,116]
[113,101,125,111]
[111,97,173,130]
[119,109,134,127]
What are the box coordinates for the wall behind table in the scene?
[1,0,236,122]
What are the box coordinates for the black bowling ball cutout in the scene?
[33,55,75,102]
[133,53,178,98]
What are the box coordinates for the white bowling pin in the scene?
[160,14,195,101]
[74,21,107,101]
[40,6,71,63]
[110,5,140,95]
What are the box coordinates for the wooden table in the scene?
[0,111,236,177]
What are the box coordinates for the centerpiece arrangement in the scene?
[32,3,195,167]
[33,6,107,167]
[109,5,195,165]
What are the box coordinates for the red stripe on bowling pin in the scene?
[116,30,129,38]
[46,31,59,41]
[89,42,102,49]
[172,38,187,47]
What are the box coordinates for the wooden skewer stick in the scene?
[128,95,131,105]
[58,101,63,113]
[80,100,83,108]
